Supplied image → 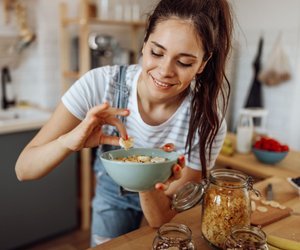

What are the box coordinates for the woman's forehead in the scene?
[149,18,204,53]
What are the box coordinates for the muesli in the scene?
[201,185,250,248]
[114,155,167,163]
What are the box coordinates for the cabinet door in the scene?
[0,130,78,250]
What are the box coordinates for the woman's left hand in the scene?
[155,143,185,191]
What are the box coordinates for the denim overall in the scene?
[91,66,143,246]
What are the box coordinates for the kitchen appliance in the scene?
[88,33,134,69]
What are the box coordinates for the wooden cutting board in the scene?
[250,176,298,226]
[251,199,292,226]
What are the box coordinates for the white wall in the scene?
[0,0,62,108]
[229,0,300,150]
[0,0,152,109]
[1,0,299,150]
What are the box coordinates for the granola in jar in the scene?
[201,169,252,248]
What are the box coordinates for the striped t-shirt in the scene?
[62,64,227,170]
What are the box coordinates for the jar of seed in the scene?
[223,225,269,250]
[152,223,196,250]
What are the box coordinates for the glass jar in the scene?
[223,225,269,250]
[172,169,259,249]
[152,223,196,250]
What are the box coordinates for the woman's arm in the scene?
[15,102,129,181]
[139,166,202,228]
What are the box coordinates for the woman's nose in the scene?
[158,59,175,77]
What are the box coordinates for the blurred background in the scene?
[0,0,300,249]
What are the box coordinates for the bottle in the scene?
[152,223,195,250]
[98,0,109,20]
[131,0,140,21]
[223,225,269,250]
[237,110,254,153]
[171,169,260,249]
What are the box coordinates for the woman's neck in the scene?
[137,77,188,125]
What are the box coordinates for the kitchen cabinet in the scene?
[0,130,78,250]
[59,0,145,230]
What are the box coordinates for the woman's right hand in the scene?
[58,102,130,151]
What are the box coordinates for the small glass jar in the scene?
[152,223,196,250]
[223,225,269,250]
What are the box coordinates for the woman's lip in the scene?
[150,75,177,88]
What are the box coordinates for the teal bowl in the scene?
[100,148,179,192]
[252,148,288,164]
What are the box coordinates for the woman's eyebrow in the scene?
[150,41,198,58]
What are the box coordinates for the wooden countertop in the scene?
[88,176,300,250]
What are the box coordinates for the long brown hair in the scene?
[144,0,233,179]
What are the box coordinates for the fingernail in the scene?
[125,134,129,140]
[179,155,185,163]
[159,185,164,191]
[175,166,181,172]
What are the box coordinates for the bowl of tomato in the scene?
[252,137,289,164]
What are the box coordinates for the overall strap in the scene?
[113,65,129,125]
[113,65,137,195]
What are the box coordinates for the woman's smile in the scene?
[150,74,178,89]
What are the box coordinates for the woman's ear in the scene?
[141,42,146,54]
[197,53,212,74]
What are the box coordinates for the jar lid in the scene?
[171,181,206,212]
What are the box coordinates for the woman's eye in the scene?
[178,61,193,67]
[151,50,163,57]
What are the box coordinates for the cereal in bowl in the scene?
[115,155,167,163]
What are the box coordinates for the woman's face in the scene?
[140,18,207,102]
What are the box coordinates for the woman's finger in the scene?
[154,164,182,191]
[177,155,185,168]
[87,103,130,121]
[155,182,170,192]
[107,106,131,117]
[87,102,110,118]
[108,116,128,139]
[99,135,121,146]
[172,164,182,180]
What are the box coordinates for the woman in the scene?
[15,0,233,246]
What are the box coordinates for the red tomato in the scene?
[254,138,265,149]
[281,145,289,152]
[254,136,289,152]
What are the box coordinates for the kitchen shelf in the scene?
[63,70,80,80]
[59,0,145,231]
[62,17,146,27]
